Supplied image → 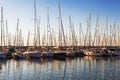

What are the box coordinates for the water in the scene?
[0,57,120,80]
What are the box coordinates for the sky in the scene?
[0,0,120,45]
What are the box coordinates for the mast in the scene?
[16,18,19,47]
[6,20,8,46]
[18,30,20,46]
[26,30,30,46]
[58,0,61,47]
[20,29,24,46]
[88,14,91,47]
[84,19,88,47]
[51,27,53,46]
[69,16,76,47]
[105,17,108,46]
[13,34,16,46]
[117,24,119,46]
[79,23,84,46]
[58,0,66,47]
[69,16,72,46]
[71,23,76,47]
[42,28,46,46]
[93,15,99,46]
[113,21,117,46]
[79,23,81,46]
[37,16,41,47]
[103,24,106,47]
[1,6,3,47]
[53,29,57,46]
[8,33,11,46]
[110,25,112,46]
[33,0,37,47]
[3,19,5,46]
[46,7,51,47]
[85,14,91,47]
[96,15,100,46]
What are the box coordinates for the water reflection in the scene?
[0,57,120,80]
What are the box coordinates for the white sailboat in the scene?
[12,19,25,59]
[12,51,26,59]
[42,7,54,58]
[42,48,54,57]
[66,16,75,57]
[66,48,75,57]
[84,15,103,56]
[24,49,41,58]
[25,0,42,58]
[0,6,6,59]
[84,48,102,56]
[105,47,120,56]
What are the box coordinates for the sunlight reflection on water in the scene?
[0,57,120,80]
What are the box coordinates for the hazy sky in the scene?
[0,0,120,44]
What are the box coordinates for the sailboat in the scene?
[84,15,102,56]
[52,0,66,58]
[84,48,103,56]
[11,19,26,59]
[66,16,75,57]
[42,7,54,58]
[24,0,41,58]
[0,6,6,59]
[24,48,41,58]
[42,47,54,58]
[66,47,75,57]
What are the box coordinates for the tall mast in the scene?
[84,19,88,47]
[88,14,91,47]
[105,16,108,46]
[71,23,76,46]
[16,18,19,46]
[110,25,112,46]
[1,7,3,47]
[58,0,66,46]
[93,15,99,46]
[85,14,91,47]
[113,21,117,46]
[51,27,53,46]
[47,7,51,47]
[33,0,37,47]
[96,15,100,46]
[3,18,5,46]
[69,16,72,46]
[6,20,8,46]
[69,16,76,47]
[58,0,61,46]
[117,24,119,46]
[37,16,41,47]
[79,23,81,46]
[79,23,84,46]
[103,24,106,47]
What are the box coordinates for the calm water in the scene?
[0,57,120,80]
